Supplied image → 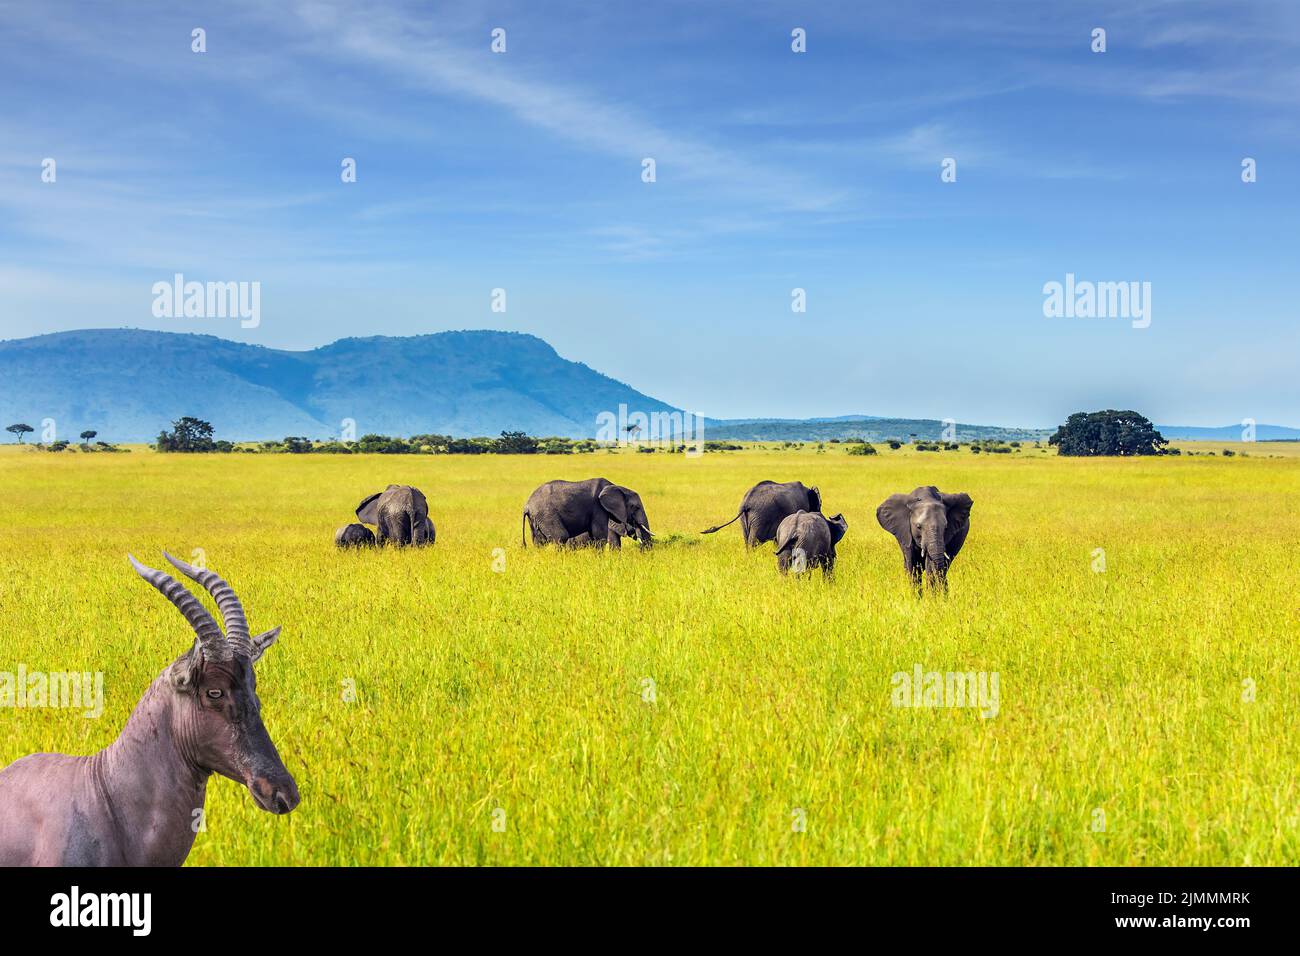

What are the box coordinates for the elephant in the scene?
[775,511,847,577]
[355,484,435,547]
[523,478,653,549]
[876,486,973,593]
[334,523,375,548]
[700,480,823,547]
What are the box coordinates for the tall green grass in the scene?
[0,443,1296,864]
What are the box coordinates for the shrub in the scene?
[282,436,314,454]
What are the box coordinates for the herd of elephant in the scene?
[0,477,974,866]
[337,478,975,591]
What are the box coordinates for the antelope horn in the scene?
[128,554,222,646]
[163,551,252,652]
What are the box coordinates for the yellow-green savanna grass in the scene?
[0,441,1297,865]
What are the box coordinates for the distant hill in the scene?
[703,416,1049,443]
[701,418,1300,444]
[1,328,1292,445]
[0,329,680,442]
[1155,423,1300,441]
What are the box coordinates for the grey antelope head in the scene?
[129,551,300,815]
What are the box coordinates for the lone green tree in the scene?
[495,430,539,454]
[1049,410,1168,456]
[6,423,33,443]
[79,430,97,445]
[156,417,217,452]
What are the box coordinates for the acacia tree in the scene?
[6,423,33,443]
[1049,410,1168,456]
[156,417,216,452]
[80,430,97,445]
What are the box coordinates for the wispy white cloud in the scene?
[265,0,844,213]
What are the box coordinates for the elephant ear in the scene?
[876,494,913,551]
[826,513,848,545]
[806,485,823,514]
[410,486,428,512]
[941,492,973,560]
[774,512,801,554]
[598,484,630,526]
[356,492,383,525]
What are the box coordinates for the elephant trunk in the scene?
[923,527,948,576]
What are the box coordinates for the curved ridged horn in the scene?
[163,551,252,652]
[128,554,222,646]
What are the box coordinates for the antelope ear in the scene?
[355,492,383,525]
[250,626,282,664]
[168,645,202,691]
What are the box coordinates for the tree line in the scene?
[2,410,1211,459]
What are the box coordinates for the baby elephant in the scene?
[334,523,375,548]
[774,510,847,577]
[355,484,435,547]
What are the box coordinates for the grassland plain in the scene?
[0,441,1297,866]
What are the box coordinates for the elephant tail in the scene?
[700,509,743,534]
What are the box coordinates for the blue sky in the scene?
[1,0,1296,426]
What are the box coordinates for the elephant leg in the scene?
[923,555,945,592]
[905,547,923,596]
[776,550,790,574]
[532,511,571,547]
[383,514,408,546]
[589,512,615,549]
[929,565,950,594]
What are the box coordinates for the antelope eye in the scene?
[206,689,224,700]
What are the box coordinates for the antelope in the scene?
[0,552,299,866]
